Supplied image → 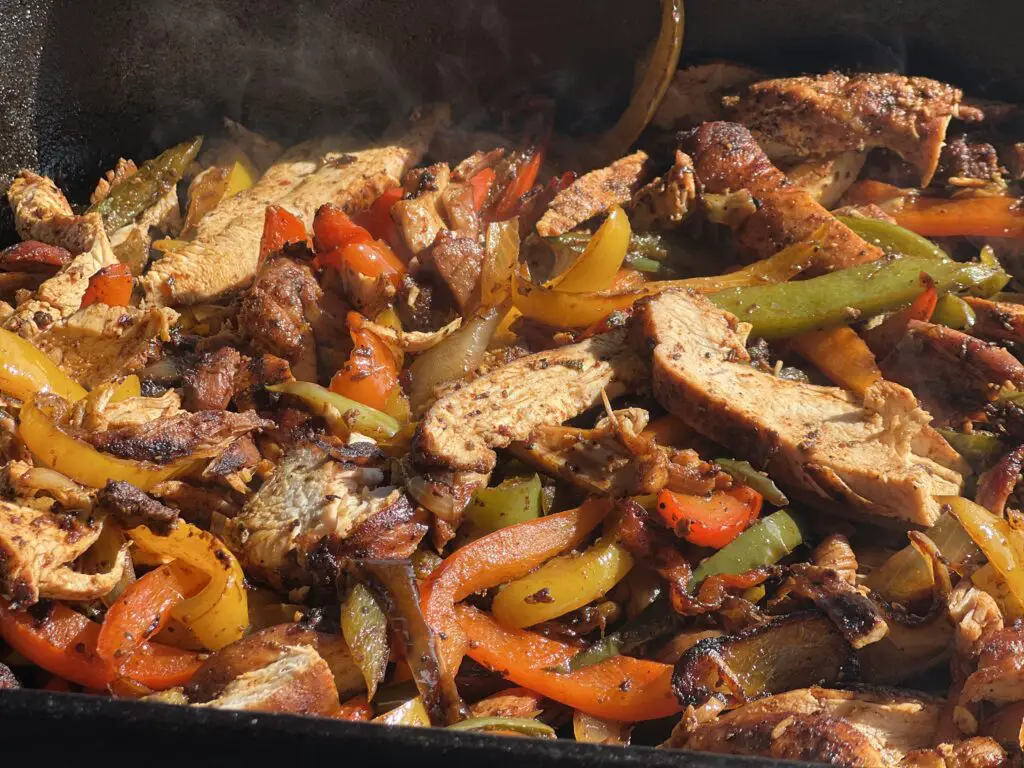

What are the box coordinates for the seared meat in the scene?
[413,327,648,474]
[960,626,1024,709]
[962,296,1024,346]
[785,152,867,209]
[681,687,942,767]
[225,444,406,585]
[811,534,859,586]
[441,180,482,239]
[0,502,125,606]
[31,304,179,388]
[96,480,179,533]
[936,136,1004,186]
[88,408,270,464]
[724,73,964,185]
[392,163,451,255]
[149,480,242,529]
[427,230,484,314]
[198,644,341,717]
[627,150,697,230]
[143,105,448,306]
[510,408,668,497]
[238,255,322,381]
[186,623,363,702]
[183,346,246,412]
[902,738,1007,767]
[332,499,428,560]
[0,662,18,690]
[653,62,764,129]
[4,171,119,335]
[0,241,72,274]
[683,123,884,270]
[535,151,649,238]
[232,353,294,412]
[636,290,965,525]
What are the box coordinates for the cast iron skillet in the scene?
[2,0,1024,764]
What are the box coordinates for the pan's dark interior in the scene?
[2,0,1024,764]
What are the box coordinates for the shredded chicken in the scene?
[627,150,697,230]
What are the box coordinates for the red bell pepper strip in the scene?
[96,562,203,664]
[356,186,404,244]
[81,264,132,308]
[457,604,680,721]
[259,205,309,265]
[657,486,763,549]
[319,241,406,288]
[421,498,613,676]
[492,148,544,221]
[329,311,400,411]
[469,168,497,210]
[313,203,374,252]
[863,277,937,359]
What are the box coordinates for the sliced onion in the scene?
[408,306,504,413]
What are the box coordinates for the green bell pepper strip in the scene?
[447,717,556,738]
[931,294,977,330]
[837,215,948,261]
[340,581,389,700]
[465,474,542,533]
[709,255,1008,340]
[563,594,678,672]
[936,428,1004,473]
[714,458,789,507]
[688,509,806,592]
[88,136,203,232]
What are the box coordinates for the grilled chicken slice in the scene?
[392,163,451,255]
[238,255,322,381]
[225,444,408,585]
[902,738,1007,768]
[785,152,867,209]
[510,408,668,497]
[681,686,942,767]
[0,501,126,605]
[627,150,697,230]
[198,644,341,717]
[535,151,649,237]
[413,327,648,474]
[684,122,884,270]
[724,73,965,186]
[637,290,965,525]
[143,104,448,306]
[960,626,1024,709]
[653,62,764,130]
[31,304,178,388]
[4,171,119,336]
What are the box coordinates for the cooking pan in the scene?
[2,0,1024,763]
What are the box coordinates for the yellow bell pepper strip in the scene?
[465,474,542,534]
[109,374,141,402]
[549,206,632,293]
[491,537,634,628]
[457,604,680,721]
[267,380,400,441]
[373,696,432,726]
[597,0,684,161]
[788,326,882,394]
[893,196,1024,239]
[0,328,85,402]
[946,496,1024,611]
[18,395,196,490]
[931,294,977,331]
[127,521,248,651]
[421,498,614,677]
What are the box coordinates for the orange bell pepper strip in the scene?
[657,486,763,549]
[789,326,883,395]
[96,562,205,663]
[895,196,1024,239]
[492,147,544,221]
[862,278,937,359]
[469,168,497,210]
[81,263,133,308]
[457,604,679,721]
[842,179,909,207]
[319,241,407,289]
[329,311,400,412]
[259,205,309,264]
[0,600,115,689]
[0,600,202,690]
[336,694,374,721]
[421,498,614,676]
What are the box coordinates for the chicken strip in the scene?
[637,290,965,525]
[683,122,884,270]
[724,73,965,185]
[143,104,448,306]
[413,328,648,474]
[535,151,649,237]
[785,151,867,209]
[4,171,119,336]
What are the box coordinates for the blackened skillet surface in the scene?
[0,0,1023,765]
